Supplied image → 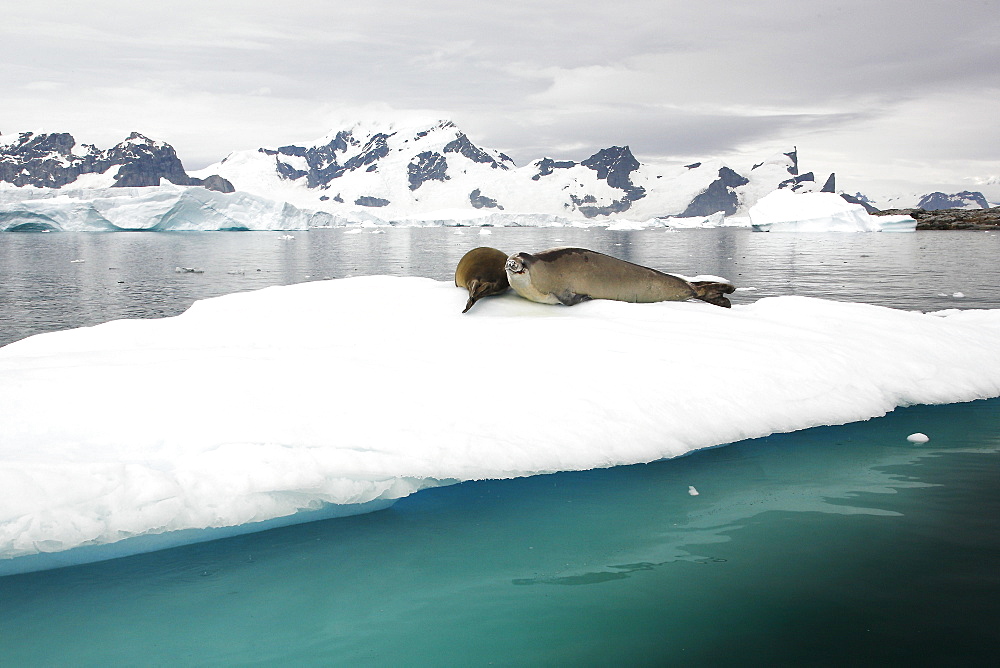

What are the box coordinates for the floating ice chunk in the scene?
[279,234,295,240]
[479,228,492,235]
[688,486,700,496]
[605,219,648,231]
[658,212,729,229]
[2,278,1000,574]
[953,292,965,298]
[174,267,204,274]
[906,433,930,444]
[70,259,85,263]
[749,190,916,233]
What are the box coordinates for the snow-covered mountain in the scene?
[0,131,233,192]
[192,120,834,220]
[3,121,992,223]
[915,191,991,210]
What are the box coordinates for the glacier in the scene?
[0,181,916,232]
[2,276,999,575]
[0,183,334,231]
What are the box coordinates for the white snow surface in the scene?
[3,277,1000,574]
[749,190,916,232]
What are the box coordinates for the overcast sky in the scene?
[3,0,999,194]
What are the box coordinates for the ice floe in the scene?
[2,276,999,574]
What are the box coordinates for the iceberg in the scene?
[2,277,1000,575]
[750,190,916,232]
[0,184,333,231]
[1,182,920,233]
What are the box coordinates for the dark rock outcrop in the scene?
[821,173,836,193]
[572,196,635,217]
[444,133,512,170]
[575,146,647,215]
[354,196,390,207]
[784,148,799,176]
[264,123,511,191]
[0,132,97,188]
[532,157,577,180]
[108,133,195,187]
[840,192,879,213]
[469,189,502,209]
[343,134,392,173]
[874,207,1000,229]
[198,174,236,193]
[581,146,645,199]
[0,131,232,192]
[407,151,449,190]
[779,172,815,191]
[681,166,749,217]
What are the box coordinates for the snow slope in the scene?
[194,120,820,220]
[2,277,999,575]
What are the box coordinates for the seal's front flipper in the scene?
[691,281,736,308]
[555,291,592,306]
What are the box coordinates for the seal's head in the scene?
[505,253,532,275]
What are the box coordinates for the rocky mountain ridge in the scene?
[2,122,993,221]
[196,120,832,219]
[0,131,233,192]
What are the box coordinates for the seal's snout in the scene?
[506,257,525,274]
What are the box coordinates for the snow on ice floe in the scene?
[749,190,916,232]
[3,277,1000,574]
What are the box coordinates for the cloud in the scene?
[2,0,999,192]
[22,81,66,92]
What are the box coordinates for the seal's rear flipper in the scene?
[555,291,592,306]
[691,281,736,308]
[462,279,510,313]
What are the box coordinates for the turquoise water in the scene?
[1,228,999,665]
[0,400,997,665]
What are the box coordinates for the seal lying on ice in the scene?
[455,247,511,312]
[504,247,735,308]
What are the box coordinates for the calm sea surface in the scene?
[1,228,998,665]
